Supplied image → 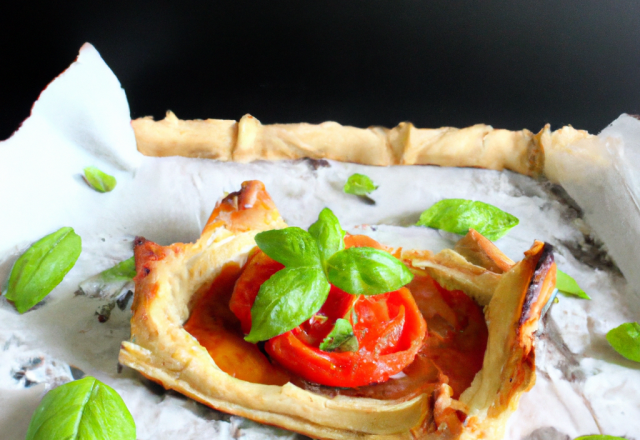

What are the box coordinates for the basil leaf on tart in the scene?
[4,227,82,313]
[83,166,117,193]
[255,227,322,268]
[606,322,640,363]
[416,199,519,241]
[343,173,378,196]
[308,208,345,267]
[556,269,590,299]
[326,247,413,295]
[246,266,330,342]
[319,318,359,352]
[25,376,135,440]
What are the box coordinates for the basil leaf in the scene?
[319,318,359,352]
[344,173,378,196]
[308,208,345,266]
[78,257,135,300]
[606,322,640,363]
[574,436,628,440]
[25,376,135,440]
[5,227,82,313]
[255,227,322,267]
[556,269,590,299]
[83,166,117,193]
[100,256,136,282]
[416,199,519,241]
[327,247,413,295]
[246,267,330,342]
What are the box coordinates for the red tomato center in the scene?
[229,235,427,387]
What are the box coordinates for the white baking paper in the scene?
[1,44,638,440]
[546,113,640,300]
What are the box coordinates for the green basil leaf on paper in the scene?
[100,256,136,282]
[556,269,590,299]
[574,436,628,440]
[77,257,135,300]
[344,173,378,196]
[319,318,359,352]
[308,208,345,266]
[25,376,135,440]
[255,227,321,268]
[5,227,82,313]
[327,247,413,295]
[246,266,330,342]
[83,166,117,193]
[606,322,640,363]
[416,199,519,241]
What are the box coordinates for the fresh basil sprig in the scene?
[327,247,413,295]
[256,227,322,267]
[556,269,590,299]
[246,266,330,343]
[4,227,82,313]
[248,208,413,342]
[344,173,378,196]
[575,436,628,440]
[25,376,136,440]
[308,208,345,267]
[606,322,640,363]
[416,199,519,241]
[83,166,117,193]
[319,318,359,352]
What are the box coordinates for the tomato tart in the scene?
[119,179,556,439]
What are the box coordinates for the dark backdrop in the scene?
[2,1,640,140]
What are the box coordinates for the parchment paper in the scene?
[1,44,638,440]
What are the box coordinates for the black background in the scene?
[2,1,640,141]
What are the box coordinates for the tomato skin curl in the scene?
[266,287,426,387]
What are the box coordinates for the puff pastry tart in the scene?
[119,180,556,440]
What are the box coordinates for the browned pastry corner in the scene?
[119,181,556,440]
[132,111,592,177]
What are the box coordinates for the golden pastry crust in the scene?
[132,111,592,177]
[119,181,556,440]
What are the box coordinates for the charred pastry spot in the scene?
[519,243,555,329]
[143,267,151,275]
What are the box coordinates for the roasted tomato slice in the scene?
[229,235,427,388]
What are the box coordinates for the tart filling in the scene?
[184,237,487,398]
